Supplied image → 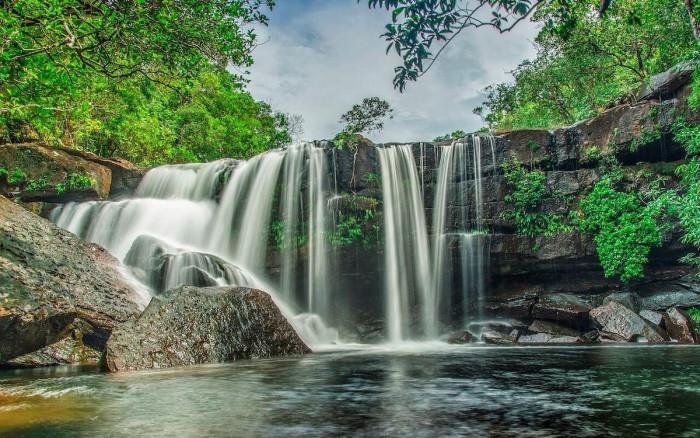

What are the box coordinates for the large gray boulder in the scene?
[105,286,311,372]
[590,302,668,343]
[0,196,141,366]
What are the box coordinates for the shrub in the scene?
[501,158,568,237]
[578,178,664,282]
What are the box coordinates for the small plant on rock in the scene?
[501,157,568,237]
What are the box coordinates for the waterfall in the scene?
[431,135,496,327]
[52,135,496,345]
[377,145,433,342]
[378,135,495,342]
[51,145,338,348]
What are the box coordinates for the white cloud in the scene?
[245,2,539,143]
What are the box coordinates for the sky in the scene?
[244,0,540,143]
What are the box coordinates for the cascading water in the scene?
[51,143,338,348]
[378,135,496,342]
[377,145,434,342]
[431,136,496,327]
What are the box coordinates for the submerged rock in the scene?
[0,196,141,367]
[663,307,698,344]
[590,302,668,343]
[105,286,311,372]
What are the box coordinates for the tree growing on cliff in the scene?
[334,97,394,149]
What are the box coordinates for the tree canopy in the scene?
[1,0,291,165]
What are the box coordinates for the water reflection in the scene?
[2,346,700,437]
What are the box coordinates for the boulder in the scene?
[639,287,700,310]
[7,331,101,368]
[532,294,593,330]
[0,196,141,367]
[0,143,112,202]
[635,61,695,101]
[603,292,641,313]
[481,328,518,345]
[663,307,698,344]
[639,309,664,326]
[590,302,668,343]
[104,286,311,372]
[57,147,145,198]
[446,330,476,345]
[527,320,580,337]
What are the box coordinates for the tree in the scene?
[339,97,394,135]
[433,130,467,142]
[362,0,700,91]
[334,97,394,148]
[0,1,291,165]
[286,113,305,143]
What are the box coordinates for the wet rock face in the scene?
[0,196,141,367]
[105,286,311,372]
[590,302,668,343]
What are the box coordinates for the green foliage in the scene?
[8,168,26,186]
[501,158,568,237]
[328,195,380,247]
[578,178,664,282]
[56,173,95,194]
[328,209,379,247]
[478,0,696,130]
[334,97,393,149]
[688,308,700,331]
[366,0,697,104]
[0,167,7,178]
[365,0,541,91]
[25,175,49,192]
[433,130,467,142]
[581,145,603,165]
[365,172,380,188]
[1,1,290,166]
[270,220,307,252]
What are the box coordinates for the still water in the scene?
[2,345,700,437]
